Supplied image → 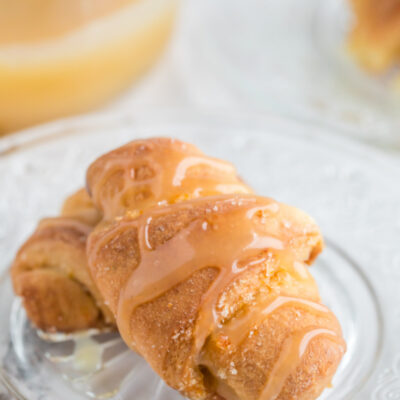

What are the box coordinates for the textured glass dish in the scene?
[0,110,400,399]
[176,0,400,149]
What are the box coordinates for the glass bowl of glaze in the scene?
[0,0,178,134]
[0,109,399,399]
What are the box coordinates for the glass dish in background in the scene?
[175,0,400,150]
[0,0,178,134]
[0,109,399,399]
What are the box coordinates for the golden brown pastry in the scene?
[87,195,344,400]
[11,190,114,332]
[85,139,345,400]
[12,138,251,332]
[348,0,400,72]
[61,187,102,226]
[86,137,252,220]
[12,137,345,400]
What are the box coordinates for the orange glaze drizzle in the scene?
[216,296,330,347]
[259,328,341,400]
[89,194,320,367]
[87,140,252,220]
[84,141,342,397]
[110,196,278,349]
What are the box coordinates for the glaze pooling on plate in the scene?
[0,110,399,399]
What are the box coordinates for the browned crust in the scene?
[14,269,101,332]
[86,137,252,219]
[88,194,344,400]
[88,195,324,315]
[11,216,114,332]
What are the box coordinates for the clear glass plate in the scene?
[1,109,400,399]
[175,0,400,150]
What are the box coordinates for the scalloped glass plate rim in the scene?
[1,108,400,400]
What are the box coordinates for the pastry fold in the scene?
[11,138,251,332]
[11,190,114,332]
[87,194,344,400]
[86,137,252,220]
